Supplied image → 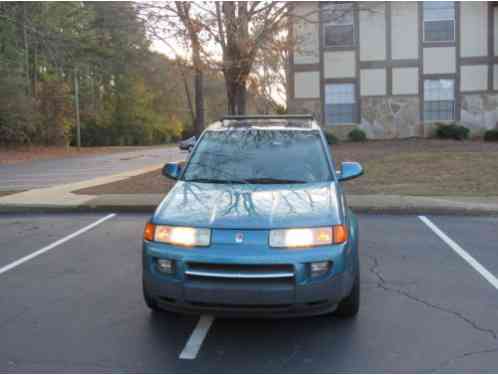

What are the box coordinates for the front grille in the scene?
[187,301,293,309]
[185,262,295,280]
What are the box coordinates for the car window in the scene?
[182,129,332,184]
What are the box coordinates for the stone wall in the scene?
[461,94,498,136]
[287,98,322,124]
[288,94,498,139]
[288,96,422,140]
[359,96,421,139]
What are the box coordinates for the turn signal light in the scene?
[144,223,155,241]
[333,225,348,244]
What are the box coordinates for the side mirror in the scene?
[337,161,363,182]
[162,162,183,180]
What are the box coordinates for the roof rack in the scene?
[221,114,314,121]
[220,114,315,128]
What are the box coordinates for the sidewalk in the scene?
[1,168,498,215]
[0,164,163,213]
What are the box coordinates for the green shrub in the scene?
[348,128,367,142]
[274,104,287,115]
[434,123,470,140]
[0,73,40,146]
[483,129,498,142]
[324,130,339,145]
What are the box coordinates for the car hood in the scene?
[152,181,343,229]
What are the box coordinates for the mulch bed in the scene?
[75,169,176,195]
[0,191,25,197]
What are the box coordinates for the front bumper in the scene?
[142,241,356,317]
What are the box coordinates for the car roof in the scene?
[206,115,322,131]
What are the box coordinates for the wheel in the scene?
[334,272,360,318]
[143,283,161,312]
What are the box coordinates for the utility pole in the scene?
[74,68,81,150]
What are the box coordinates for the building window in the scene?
[325,83,356,124]
[423,2,455,42]
[323,3,355,47]
[423,79,455,121]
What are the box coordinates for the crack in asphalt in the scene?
[365,255,498,341]
[0,307,30,329]
[365,254,498,370]
[436,347,498,370]
[366,254,386,284]
[362,255,417,287]
[277,344,302,370]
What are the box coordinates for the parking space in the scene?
[0,213,497,372]
[0,214,107,267]
[425,216,498,279]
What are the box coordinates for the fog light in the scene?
[310,261,331,278]
[156,259,174,274]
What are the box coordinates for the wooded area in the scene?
[0,2,296,148]
[0,2,233,147]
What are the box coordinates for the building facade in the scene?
[288,1,498,139]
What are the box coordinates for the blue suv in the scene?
[142,115,363,318]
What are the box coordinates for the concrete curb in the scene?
[1,193,498,216]
[350,206,498,216]
[1,205,497,216]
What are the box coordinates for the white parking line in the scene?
[419,216,498,290]
[179,315,215,360]
[0,213,116,276]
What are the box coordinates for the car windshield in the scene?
[183,129,332,184]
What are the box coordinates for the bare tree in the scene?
[138,2,206,135]
[140,2,289,115]
[175,2,204,136]
[211,2,288,115]
[140,2,379,116]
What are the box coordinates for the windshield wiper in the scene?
[244,178,306,184]
[184,178,247,184]
[185,177,306,184]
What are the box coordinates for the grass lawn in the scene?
[74,139,498,197]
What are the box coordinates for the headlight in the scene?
[269,225,347,248]
[144,223,210,247]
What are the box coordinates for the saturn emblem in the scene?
[235,232,244,243]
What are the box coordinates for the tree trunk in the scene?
[225,73,236,115]
[32,43,37,97]
[235,82,246,115]
[192,28,204,135]
[224,73,248,115]
[74,68,81,149]
[177,2,205,136]
[193,67,204,135]
[179,64,195,126]
[220,2,250,116]
[23,3,30,96]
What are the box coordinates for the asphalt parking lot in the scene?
[1,213,497,372]
[0,147,184,191]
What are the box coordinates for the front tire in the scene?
[334,273,360,318]
[143,283,161,312]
